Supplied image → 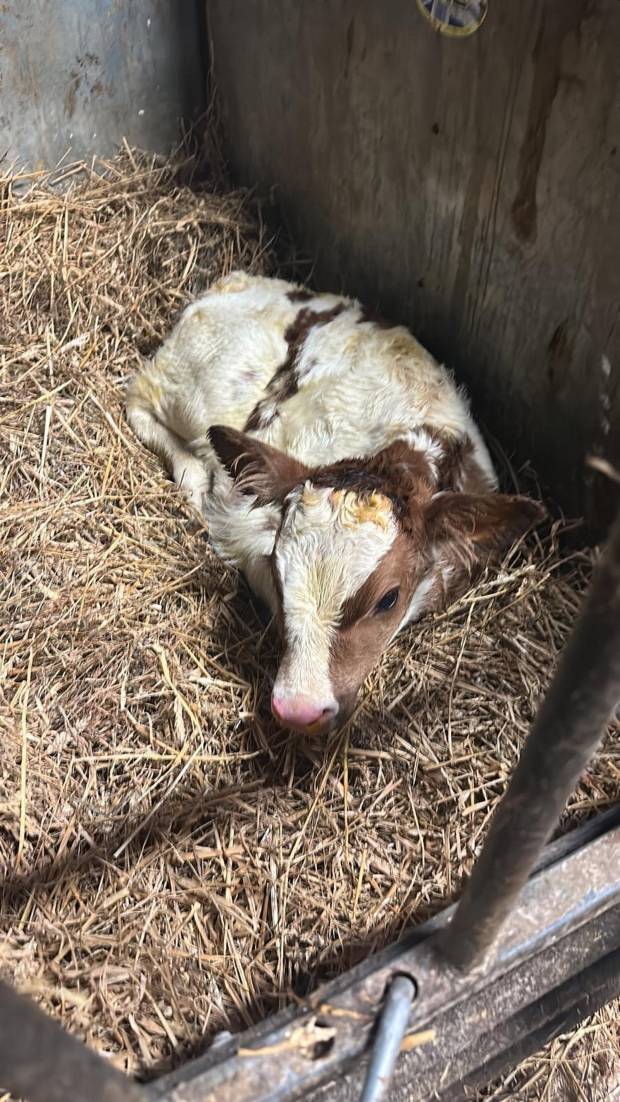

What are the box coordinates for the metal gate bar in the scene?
[304,925,620,1102]
[440,507,620,971]
[0,977,147,1102]
[438,946,620,1102]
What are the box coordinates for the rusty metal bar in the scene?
[304,933,620,1102]
[147,817,620,1102]
[439,509,620,971]
[435,945,620,1102]
[0,979,147,1102]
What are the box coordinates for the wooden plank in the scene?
[208,0,620,536]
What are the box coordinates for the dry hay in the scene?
[474,1004,620,1102]
[1,146,619,1094]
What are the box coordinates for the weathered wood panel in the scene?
[208,0,620,536]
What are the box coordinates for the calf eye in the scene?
[374,587,400,614]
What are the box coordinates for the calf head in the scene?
[210,427,545,736]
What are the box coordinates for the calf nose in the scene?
[271,694,338,733]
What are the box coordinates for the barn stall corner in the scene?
[1,3,620,1102]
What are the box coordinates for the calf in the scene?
[126,272,544,735]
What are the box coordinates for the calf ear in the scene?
[426,492,546,566]
[208,425,310,504]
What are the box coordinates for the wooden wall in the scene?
[208,0,620,537]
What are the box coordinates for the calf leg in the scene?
[126,401,210,512]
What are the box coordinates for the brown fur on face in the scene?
[210,426,546,730]
[329,532,424,716]
[338,532,419,630]
[324,492,546,723]
[310,441,436,535]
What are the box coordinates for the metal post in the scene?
[440,509,620,971]
[0,979,147,1102]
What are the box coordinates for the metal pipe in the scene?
[0,979,147,1102]
[440,509,620,971]
[359,975,416,1102]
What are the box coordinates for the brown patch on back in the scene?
[357,304,399,329]
[282,304,345,369]
[244,404,269,432]
[287,288,314,303]
[243,303,346,432]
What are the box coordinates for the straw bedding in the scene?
[1,146,619,1098]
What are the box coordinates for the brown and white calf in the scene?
[126,272,544,735]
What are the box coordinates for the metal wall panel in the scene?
[1,1,205,171]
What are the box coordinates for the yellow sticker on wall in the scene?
[416,0,488,37]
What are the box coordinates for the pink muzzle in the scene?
[271,694,338,734]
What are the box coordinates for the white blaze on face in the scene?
[273,484,398,705]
